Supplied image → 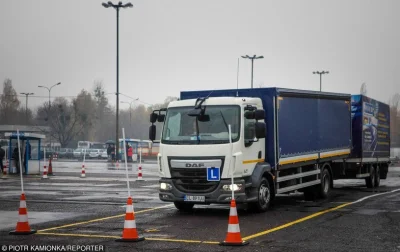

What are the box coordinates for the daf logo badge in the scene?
[185,163,205,168]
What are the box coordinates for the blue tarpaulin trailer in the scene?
[181,87,352,169]
[349,95,391,159]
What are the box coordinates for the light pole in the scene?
[38,82,61,110]
[121,99,137,127]
[38,82,61,148]
[313,71,329,92]
[241,55,264,88]
[102,1,133,160]
[20,92,34,125]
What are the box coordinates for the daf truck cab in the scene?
[149,96,275,212]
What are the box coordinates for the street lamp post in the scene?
[312,71,329,92]
[121,100,134,127]
[38,82,61,148]
[38,82,61,111]
[102,1,133,160]
[241,55,264,88]
[20,92,34,125]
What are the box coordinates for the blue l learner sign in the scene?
[207,167,220,181]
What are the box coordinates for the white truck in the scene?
[149,88,391,212]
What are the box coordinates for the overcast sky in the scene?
[0,0,399,109]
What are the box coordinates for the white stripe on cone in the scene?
[18,214,28,222]
[124,220,137,229]
[20,200,26,208]
[227,223,240,233]
[230,207,237,216]
[126,205,134,213]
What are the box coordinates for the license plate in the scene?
[184,195,205,202]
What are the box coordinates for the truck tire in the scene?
[318,168,331,199]
[365,166,376,188]
[174,202,194,212]
[248,177,271,212]
[374,165,380,187]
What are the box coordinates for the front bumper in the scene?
[158,178,250,204]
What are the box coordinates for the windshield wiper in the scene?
[220,111,230,137]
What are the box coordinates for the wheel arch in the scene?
[251,162,276,196]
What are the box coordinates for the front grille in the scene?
[170,168,220,193]
[168,156,225,193]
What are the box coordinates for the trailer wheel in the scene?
[319,168,331,199]
[249,177,271,212]
[174,202,194,212]
[374,165,380,187]
[365,166,376,188]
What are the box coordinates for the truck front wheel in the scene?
[174,202,194,212]
[249,177,271,212]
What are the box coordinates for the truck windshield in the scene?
[161,105,240,144]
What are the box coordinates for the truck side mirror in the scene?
[150,113,158,123]
[244,111,255,120]
[157,114,165,122]
[255,109,265,120]
[255,122,266,139]
[149,125,156,141]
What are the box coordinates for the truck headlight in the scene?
[160,182,172,191]
[222,184,243,192]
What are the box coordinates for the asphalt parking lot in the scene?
[1,161,400,252]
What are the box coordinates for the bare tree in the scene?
[35,97,90,147]
[0,78,21,124]
[73,89,97,141]
[92,81,113,141]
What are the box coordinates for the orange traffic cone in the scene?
[42,164,48,179]
[9,193,36,235]
[219,199,249,246]
[80,164,86,178]
[48,158,53,175]
[137,165,143,181]
[115,196,145,242]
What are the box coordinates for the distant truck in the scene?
[149,88,391,212]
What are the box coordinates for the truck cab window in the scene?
[161,105,240,144]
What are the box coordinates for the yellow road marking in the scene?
[145,228,160,232]
[36,232,219,244]
[242,202,352,240]
[37,204,174,232]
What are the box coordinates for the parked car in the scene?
[73,148,84,159]
[58,148,74,159]
[39,148,58,159]
[100,149,108,159]
[88,149,101,159]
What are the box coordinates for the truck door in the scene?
[241,105,265,176]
